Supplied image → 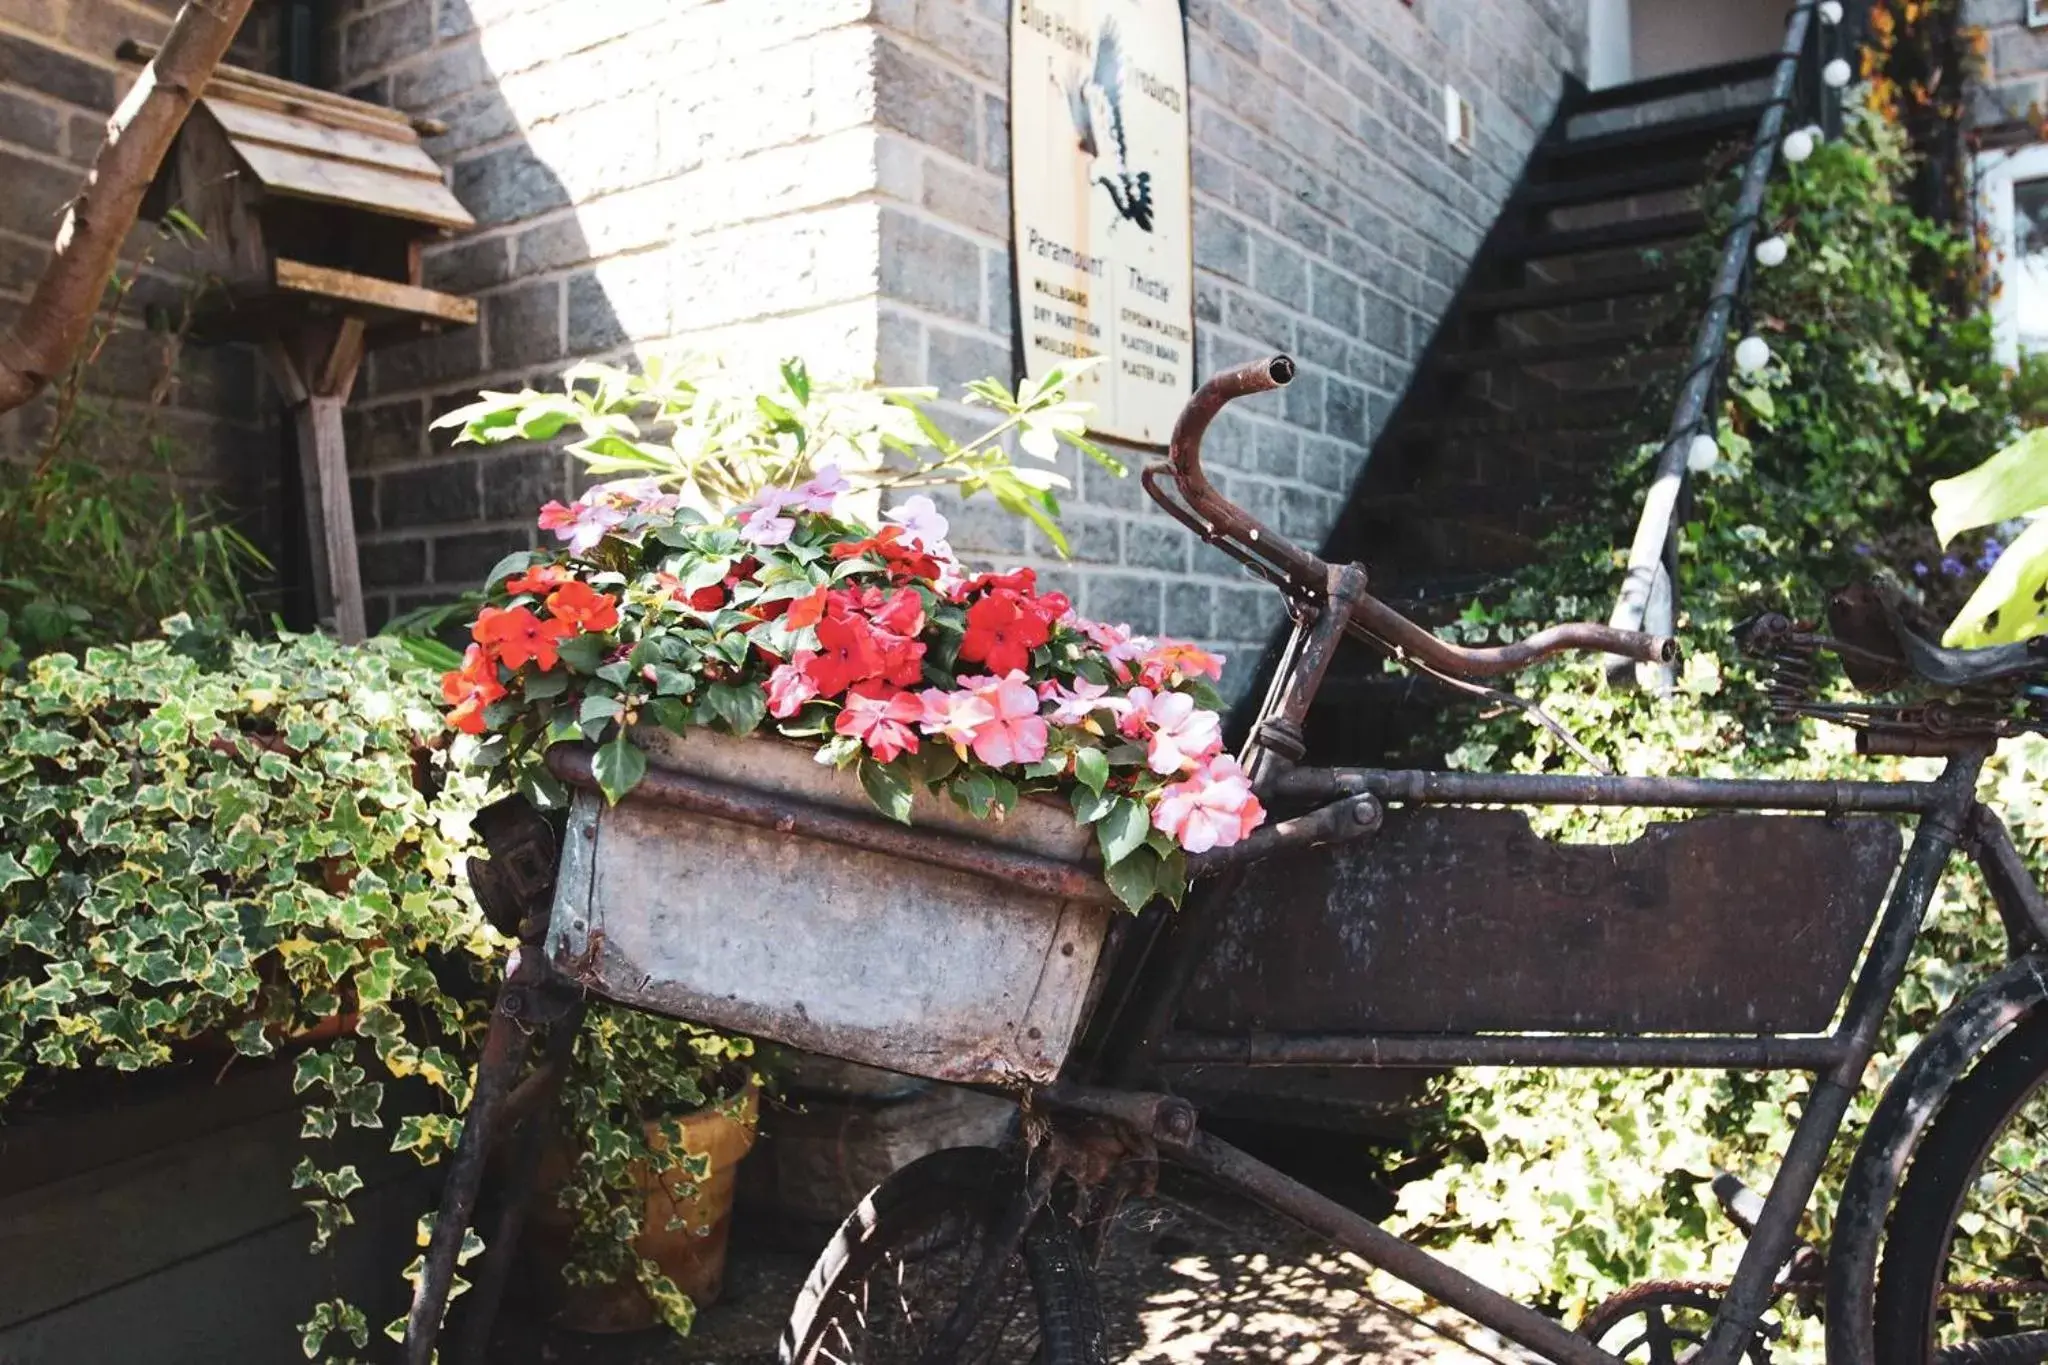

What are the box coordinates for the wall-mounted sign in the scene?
[1010,0,1193,448]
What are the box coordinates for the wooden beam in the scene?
[296,394,366,643]
[238,143,474,230]
[116,38,448,137]
[274,258,478,325]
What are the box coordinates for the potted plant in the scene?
[518,1008,758,1334]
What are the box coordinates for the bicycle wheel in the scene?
[779,1146,1106,1365]
[1875,1006,2048,1364]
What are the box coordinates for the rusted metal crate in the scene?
[545,729,1112,1085]
[1177,807,1904,1037]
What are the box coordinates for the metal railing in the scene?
[1605,1,1858,686]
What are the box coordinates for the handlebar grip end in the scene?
[1651,636,1680,665]
[1267,354,1296,385]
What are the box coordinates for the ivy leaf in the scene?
[1073,746,1109,794]
[858,758,915,824]
[1097,798,1151,865]
[592,735,648,804]
[0,852,30,892]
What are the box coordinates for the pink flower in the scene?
[537,497,627,554]
[793,463,850,514]
[739,500,796,547]
[766,651,820,718]
[1120,686,1224,775]
[919,687,997,752]
[1151,756,1266,854]
[537,479,680,553]
[884,494,952,553]
[834,682,922,762]
[962,672,1049,768]
[1039,676,1113,727]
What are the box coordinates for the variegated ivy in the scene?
[0,625,754,1359]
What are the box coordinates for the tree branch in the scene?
[0,0,255,414]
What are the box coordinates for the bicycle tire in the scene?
[779,1145,1106,1365]
[1874,1006,2048,1364]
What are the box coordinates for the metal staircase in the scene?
[1291,3,1861,765]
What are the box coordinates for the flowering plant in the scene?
[442,481,1263,911]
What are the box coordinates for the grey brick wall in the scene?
[1966,0,2048,130]
[0,1,277,529]
[872,0,1586,696]
[332,0,1585,699]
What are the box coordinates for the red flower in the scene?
[834,682,922,763]
[545,579,621,634]
[786,584,831,630]
[870,586,926,638]
[441,644,506,734]
[830,525,941,581]
[504,564,576,597]
[473,605,569,671]
[807,608,883,697]
[877,632,927,688]
[959,591,1051,675]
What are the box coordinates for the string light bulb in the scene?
[1823,58,1853,88]
[1688,433,1720,472]
[1783,128,1817,163]
[1735,336,1773,374]
[1755,235,1789,267]
[1819,0,1843,22]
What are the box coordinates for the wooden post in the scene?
[267,317,367,642]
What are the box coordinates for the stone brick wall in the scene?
[1966,0,2048,131]
[0,0,276,517]
[870,0,1586,693]
[331,0,892,620]
[334,0,1586,699]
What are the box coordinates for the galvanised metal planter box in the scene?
[545,728,1114,1085]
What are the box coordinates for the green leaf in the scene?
[1102,846,1161,913]
[858,758,915,823]
[1944,516,2048,646]
[1071,785,1115,825]
[1931,428,2048,546]
[1073,746,1109,794]
[523,669,570,701]
[703,681,767,735]
[1097,797,1152,865]
[556,634,606,673]
[0,852,30,892]
[592,735,648,804]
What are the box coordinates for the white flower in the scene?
[1687,433,1720,472]
[1823,58,1853,89]
[884,494,951,552]
[1754,235,1789,268]
[1782,129,1816,163]
[1735,336,1773,375]
[1819,0,1844,22]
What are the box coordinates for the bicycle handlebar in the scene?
[1156,355,1678,681]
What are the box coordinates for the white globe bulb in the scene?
[1819,0,1844,22]
[1735,336,1773,374]
[1755,235,1789,268]
[1783,129,1816,163]
[1687,433,1720,472]
[1823,58,1853,88]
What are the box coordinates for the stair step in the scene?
[1437,331,1667,374]
[1544,103,1766,167]
[1402,397,1644,438]
[1571,56,1782,115]
[1463,269,1684,317]
[1523,159,1711,212]
[1504,210,1707,262]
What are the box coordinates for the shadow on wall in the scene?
[332,0,631,629]
[0,11,281,568]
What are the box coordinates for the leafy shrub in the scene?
[1389,109,2045,1332]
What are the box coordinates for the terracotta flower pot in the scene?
[529,1084,760,1333]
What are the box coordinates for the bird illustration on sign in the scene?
[1062,16,1155,232]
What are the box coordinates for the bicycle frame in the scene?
[1023,356,2048,1365]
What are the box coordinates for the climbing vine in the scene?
[1388,107,2048,1339]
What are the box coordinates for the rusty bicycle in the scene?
[405,356,2048,1365]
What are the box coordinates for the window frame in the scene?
[1975,142,2048,366]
